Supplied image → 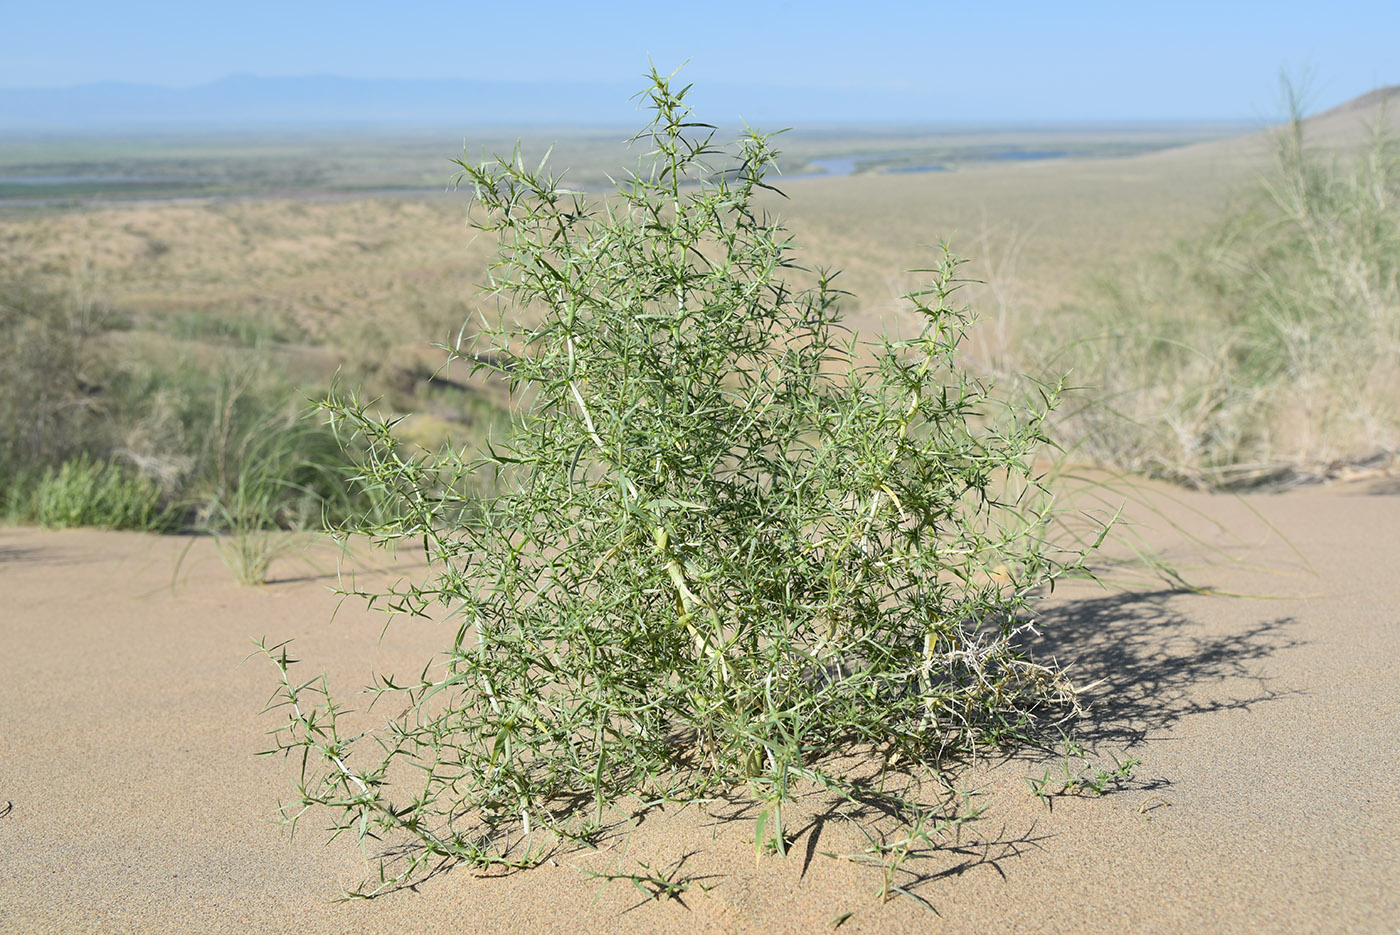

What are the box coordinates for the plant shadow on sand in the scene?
[344,754,1061,911]
[1027,589,1304,749]
[693,587,1308,905]
[0,543,42,564]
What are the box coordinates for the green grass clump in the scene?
[32,454,170,531]
[261,69,1101,894]
[202,406,363,585]
[165,308,296,347]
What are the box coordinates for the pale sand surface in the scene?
[1,480,1397,934]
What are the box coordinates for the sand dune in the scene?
[1,479,1397,933]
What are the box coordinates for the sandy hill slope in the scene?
[1306,84,1400,142]
[1143,84,1400,172]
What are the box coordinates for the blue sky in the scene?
[5,0,1398,120]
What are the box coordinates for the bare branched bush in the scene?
[0,280,118,477]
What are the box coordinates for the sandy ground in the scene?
[1,479,1397,934]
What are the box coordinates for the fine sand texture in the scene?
[1,479,1397,934]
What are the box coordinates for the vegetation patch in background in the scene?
[0,277,382,578]
[1035,89,1400,487]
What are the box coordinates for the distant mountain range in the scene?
[0,75,966,130]
[0,75,1271,131]
[0,76,635,129]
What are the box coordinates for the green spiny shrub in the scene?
[32,454,170,531]
[262,68,1099,891]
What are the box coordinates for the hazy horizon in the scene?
[0,74,1301,132]
[5,0,1399,128]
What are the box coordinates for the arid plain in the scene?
[1,93,1398,933]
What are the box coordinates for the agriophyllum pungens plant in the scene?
[261,67,1101,893]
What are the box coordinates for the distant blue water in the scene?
[0,175,189,185]
[783,149,1073,181]
[780,156,861,180]
[986,150,1072,161]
